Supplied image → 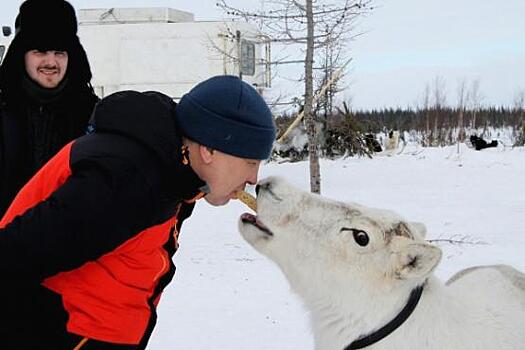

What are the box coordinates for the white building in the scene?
[0,26,13,65]
[77,7,271,99]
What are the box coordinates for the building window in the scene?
[240,40,255,76]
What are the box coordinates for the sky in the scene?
[1,0,524,110]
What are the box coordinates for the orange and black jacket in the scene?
[0,91,206,349]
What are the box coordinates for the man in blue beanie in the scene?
[0,75,275,349]
[176,75,275,205]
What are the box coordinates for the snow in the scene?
[149,144,525,349]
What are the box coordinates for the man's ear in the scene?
[391,241,442,280]
[199,145,214,164]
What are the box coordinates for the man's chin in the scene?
[35,76,62,89]
[37,80,60,89]
[204,196,230,207]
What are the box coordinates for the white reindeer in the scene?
[239,177,525,350]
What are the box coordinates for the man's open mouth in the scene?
[39,68,59,74]
[241,213,273,236]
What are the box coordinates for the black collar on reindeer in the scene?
[344,283,425,350]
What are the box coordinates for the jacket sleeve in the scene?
[0,153,158,282]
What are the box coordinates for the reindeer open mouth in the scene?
[240,213,273,236]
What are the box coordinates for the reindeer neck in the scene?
[308,278,444,350]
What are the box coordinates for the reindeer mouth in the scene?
[241,213,273,236]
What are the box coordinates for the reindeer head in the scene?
[239,177,442,295]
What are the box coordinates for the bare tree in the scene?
[467,79,483,131]
[433,76,447,109]
[421,82,431,146]
[456,79,468,152]
[217,0,372,194]
[316,25,349,118]
[304,0,320,192]
[432,76,447,146]
[513,89,525,146]
[513,89,525,118]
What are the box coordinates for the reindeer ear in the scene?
[409,222,427,239]
[392,242,441,280]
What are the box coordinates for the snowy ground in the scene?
[149,144,525,349]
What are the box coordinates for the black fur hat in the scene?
[0,0,94,101]
[16,0,78,52]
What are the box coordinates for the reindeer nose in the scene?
[256,181,271,195]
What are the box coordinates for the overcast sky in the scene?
[1,0,524,110]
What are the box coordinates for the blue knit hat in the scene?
[176,75,276,160]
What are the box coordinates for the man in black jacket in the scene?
[0,75,276,349]
[0,0,99,216]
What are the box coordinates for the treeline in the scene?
[273,106,525,160]
[351,106,523,134]
[351,106,525,147]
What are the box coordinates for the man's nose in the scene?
[42,52,57,65]
[246,169,258,186]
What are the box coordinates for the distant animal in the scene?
[239,177,525,350]
[470,135,498,150]
[385,130,400,153]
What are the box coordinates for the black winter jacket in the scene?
[0,83,98,216]
[0,16,99,216]
[0,91,206,349]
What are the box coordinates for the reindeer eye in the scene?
[352,230,369,246]
[340,228,370,247]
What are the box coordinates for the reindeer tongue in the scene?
[241,213,272,234]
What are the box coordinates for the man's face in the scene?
[196,147,261,206]
[24,50,68,88]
